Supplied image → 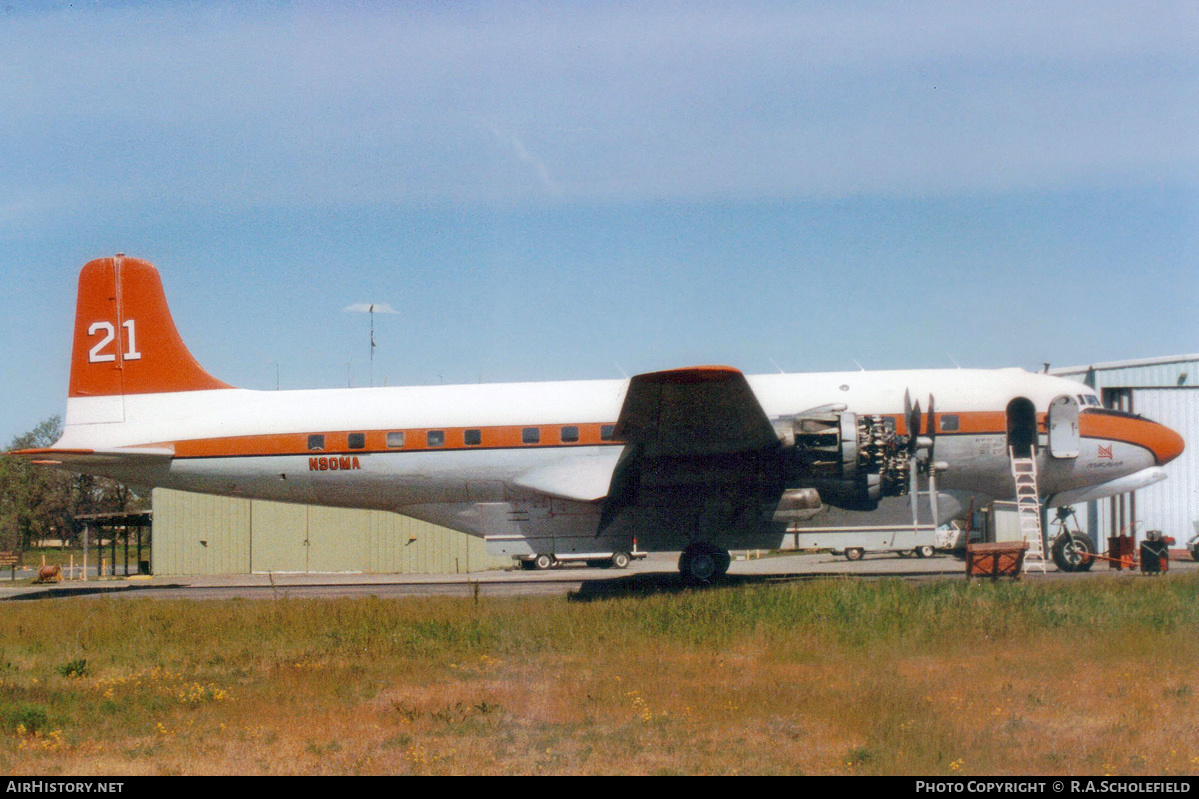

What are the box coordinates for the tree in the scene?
[0,417,147,550]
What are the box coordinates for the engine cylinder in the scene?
[778,409,909,510]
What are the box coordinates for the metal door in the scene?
[1048,395,1080,458]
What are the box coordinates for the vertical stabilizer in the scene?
[68,256,232,416]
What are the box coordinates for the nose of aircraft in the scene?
[1146,419,1186,466]
[1079,410,1185,466]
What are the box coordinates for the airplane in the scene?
[7,255,1186,581]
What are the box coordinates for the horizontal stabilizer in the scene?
[6,446,175,467]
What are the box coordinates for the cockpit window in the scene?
[1087,407,1142,421]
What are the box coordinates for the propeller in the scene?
[925,394,940,528]
[925,393,936,463]
[904,391,947,531]
[905,391,921,526]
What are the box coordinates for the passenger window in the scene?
[307,434,325,451]
[600,424,616,441]
[427,430,445,447]
[560,425,579,443]
[522,427,541,444]
[386,431,405,448]
[464,429,482,446]
[939,415,959,432]
[348,433,365,450]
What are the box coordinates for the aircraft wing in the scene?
[613,365,778,456]
[510,450,623,502]
[508,366,779,507]
[599,366,783,533]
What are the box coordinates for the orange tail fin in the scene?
[69,255,233,398]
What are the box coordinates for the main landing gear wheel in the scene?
[610,552,631,569]
[533,554,555,570]
[678,543,731,582]
[915,545,935,559]
[844,547,864,562]
[1051,533,1096,573]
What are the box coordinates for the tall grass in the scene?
[1,575,1198,774]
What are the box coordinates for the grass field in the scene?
[1,574,1198,775]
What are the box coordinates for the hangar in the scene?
[1051,354,1198,546]
[150,489,509,576]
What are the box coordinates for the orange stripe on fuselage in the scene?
[164,410,1020,460]
[892,410,1011,437]
[170,422,619,459]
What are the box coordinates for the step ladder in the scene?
[1009,448,1047,573]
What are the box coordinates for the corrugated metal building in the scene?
[1051,354,1199,547]
[151,488,510,575]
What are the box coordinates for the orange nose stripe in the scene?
[1079,412,1186,466]
[1149,423,1186,466]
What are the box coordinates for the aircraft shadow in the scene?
[2,583,189,602]
[567,567,956,602]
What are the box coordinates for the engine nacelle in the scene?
[775,406,909,511]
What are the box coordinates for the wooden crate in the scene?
[966,542,1028,579]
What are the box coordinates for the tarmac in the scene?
[1,548,1194,602]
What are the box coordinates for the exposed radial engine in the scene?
[774,405,913,511]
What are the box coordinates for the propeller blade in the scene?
[908,400,921,454]
[909,454,919,530]
[901,383,911,436]
[928,465,940,528]
[926,393,936,461]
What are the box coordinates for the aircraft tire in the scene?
[679,543,729,582]
[610,552,631,569]
[714,549,731,578]
[845,547,864,562]
[1051,533,1096,572]
[915,545,935,559]
[533,554,555,570]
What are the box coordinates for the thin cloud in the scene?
[484,123,562,198]
[0,2,1193,218]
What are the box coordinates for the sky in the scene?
[1,1,1196,444]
